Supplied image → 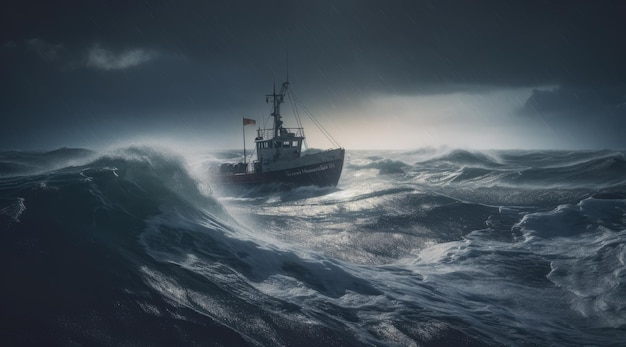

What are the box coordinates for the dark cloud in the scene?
[4,0,624,87]
[1,0,625,149]
[520,86,626,148]
[524,87,626,115]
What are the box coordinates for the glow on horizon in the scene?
[303,86,565,150]
[56,86,575,152]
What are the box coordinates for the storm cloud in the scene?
[1,0,625,149]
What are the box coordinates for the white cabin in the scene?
[255,127,304,171]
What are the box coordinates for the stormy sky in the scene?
[1,0,625,150]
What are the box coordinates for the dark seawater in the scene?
[1,146,625,346]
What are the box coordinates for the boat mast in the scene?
[266,81,289,138]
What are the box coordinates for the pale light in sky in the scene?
[303,86,562,150]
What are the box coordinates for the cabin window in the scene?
[283,141,291,148]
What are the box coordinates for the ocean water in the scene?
[1,146,625,346]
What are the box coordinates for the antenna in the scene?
[286,47,289,82]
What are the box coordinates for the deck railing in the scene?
[255,128,304,141]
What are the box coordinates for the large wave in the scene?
[0,146,385,345]
[0,147,244,344]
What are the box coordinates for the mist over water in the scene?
[1,146,625,346]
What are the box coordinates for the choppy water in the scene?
[1,146,625,346]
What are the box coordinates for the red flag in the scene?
[243,118,256,126]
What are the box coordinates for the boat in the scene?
[211,79,345,189]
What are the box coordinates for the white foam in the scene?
[137,302,162,316]
[0,197,26,222]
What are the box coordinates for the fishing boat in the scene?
[211,79,345,188]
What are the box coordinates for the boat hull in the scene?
[213,149,345,188]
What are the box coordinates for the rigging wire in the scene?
[287,90,308,149]
[288,88,340,148]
